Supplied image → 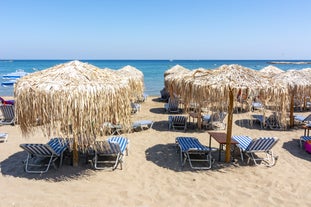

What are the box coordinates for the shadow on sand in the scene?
[282,139,311,162]
[149,107,167,115]
[145,143,239,172]
[0,151,96,181]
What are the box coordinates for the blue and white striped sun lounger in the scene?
[294,115,306,122]
[232,136,278,167]
[176,137,216,170]
[294,114,311,125]
[0,133,8,142]
[168,115,187,131]
[19,138,69,173]
[92,136,129,170]
[164,98,180,113]
[299,135,311,148]
[0,104,15,125]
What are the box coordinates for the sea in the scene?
[1,59,311,97]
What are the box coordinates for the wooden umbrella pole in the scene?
[303,96,306,111]
[197,106,202,129]
[289,90,295,128]
[73,136,79,167]
[225,89,234,163]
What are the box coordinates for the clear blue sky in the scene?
[1,0,310,60]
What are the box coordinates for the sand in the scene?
[1,96,311,207]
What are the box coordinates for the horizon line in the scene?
[1,59,311,61]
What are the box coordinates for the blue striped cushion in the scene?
[171,116,187,123]
[107,136,128,154]
[94,141,117,154]
[0,105,14,120]
[20,138,68,157]
[300,136,311,142]
[176,137,210,152]
[246,137,277,151]
[294,115,306,122]
[47,138,68,155]
[232,135,253,151]
[168,99,179,109]
[21,144,54,156]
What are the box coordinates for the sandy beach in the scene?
[1,96,311,207]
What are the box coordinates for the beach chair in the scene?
[168,115,187,131]
[299,135,311,148]
[102,122,123,135]
[131,102,141,114]
[176,137,216,170]
[202,114,212,129]
[0,104,15,125]
[266,113,281,129]
[0,133,8,142]
[160,88,170,102]
[294,114,311,125]
[251,101,264,111]
[211,112,227,130]
[232,135,278,167]
[92,136,129,170]
[164,98,180,113]
[252,114,266,128]
[136,93,148,103]
[19,138,69,173]
[132,120,154,131]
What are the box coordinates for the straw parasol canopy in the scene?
[164,65,191,98]
[259,65,284,76]
[14,60,132,166]
[272,69,311,127]
[184,64,273,162]
[116,65,145,101]
[164,64,190,78]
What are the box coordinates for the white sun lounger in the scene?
[0,133,8,142]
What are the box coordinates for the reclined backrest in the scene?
[246,137,278,151]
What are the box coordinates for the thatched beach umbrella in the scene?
[273,69,311,127]
[259,65,284,76]
[164,65,190,97]
[14,60,132,166]
[116,65,145,101]
[189,64,273,162]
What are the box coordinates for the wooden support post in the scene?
[225,89,234,163]
[290,92,294,128]
[72,137,79,167]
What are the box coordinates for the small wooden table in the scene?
[208,132,238,161]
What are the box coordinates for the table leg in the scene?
[230,144,237,161]
[218,143,223,161]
